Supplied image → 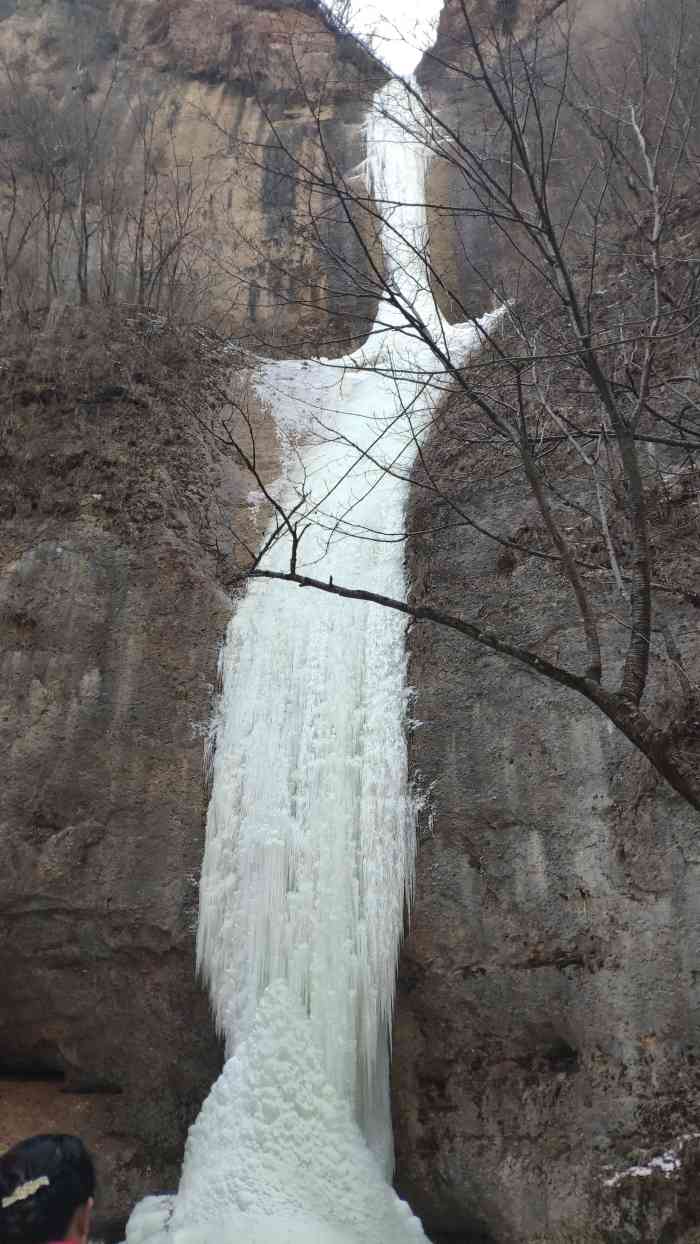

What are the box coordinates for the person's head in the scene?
[0,1134,95,1244]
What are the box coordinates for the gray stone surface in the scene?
[0,321,267,1226]
[394,414,700,1242]
[0,524,226,1226]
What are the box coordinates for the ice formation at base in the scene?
[126,77,499,1244]
[127,984,425,1244]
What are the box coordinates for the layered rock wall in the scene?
[0,0,380,1228]
[0,312,278,1232]
[0,0,383,347]
[394,5,700,1238]
[0,0,381,1224]
[395,448,700,1239]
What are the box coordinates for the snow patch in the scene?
[603,1133,700,1187]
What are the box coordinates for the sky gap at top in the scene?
[318,0,444,75]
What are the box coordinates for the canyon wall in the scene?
[0,5,382,1231]
[418,0,555,319]
[394,4,700,1240]
[3,1,700,1242]
[0,2,386,1233]
[396,425,700,1242]
[0,0,382,347]
[0,311,273,1233]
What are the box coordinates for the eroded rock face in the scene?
[394,410,700,1242]
[394,8,700,1236]
[0,532,225,1228]
[418,0,555,320]
[0,0,382,348]
[0,317,280,1230]
[0,0,380,1224]
[0,0,377,1214]
[418,0,633,324]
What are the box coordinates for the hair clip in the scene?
[2,1176,50,1209]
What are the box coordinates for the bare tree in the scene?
[0,51,129,313]
[204,0,700,811]
[0,63,74,310]
[0,52,224,321]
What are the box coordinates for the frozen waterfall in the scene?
[126,77,497,1244]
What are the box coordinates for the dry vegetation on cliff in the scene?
[0,305,275,559]
[0,0,382,345]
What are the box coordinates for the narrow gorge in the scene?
[2,2,700,1244]
[123,69,500,1244]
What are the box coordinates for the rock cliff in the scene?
[394,6,700,1238]
[0,0,380,1228]
[0,309,278,1233]
[3,1,700,1242]
[396,426,700,1239]
[418,0,557,319]
[0,0,382,347]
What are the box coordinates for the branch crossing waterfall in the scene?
[126,74,498,1244]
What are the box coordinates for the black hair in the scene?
[0,1135,95,1244]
